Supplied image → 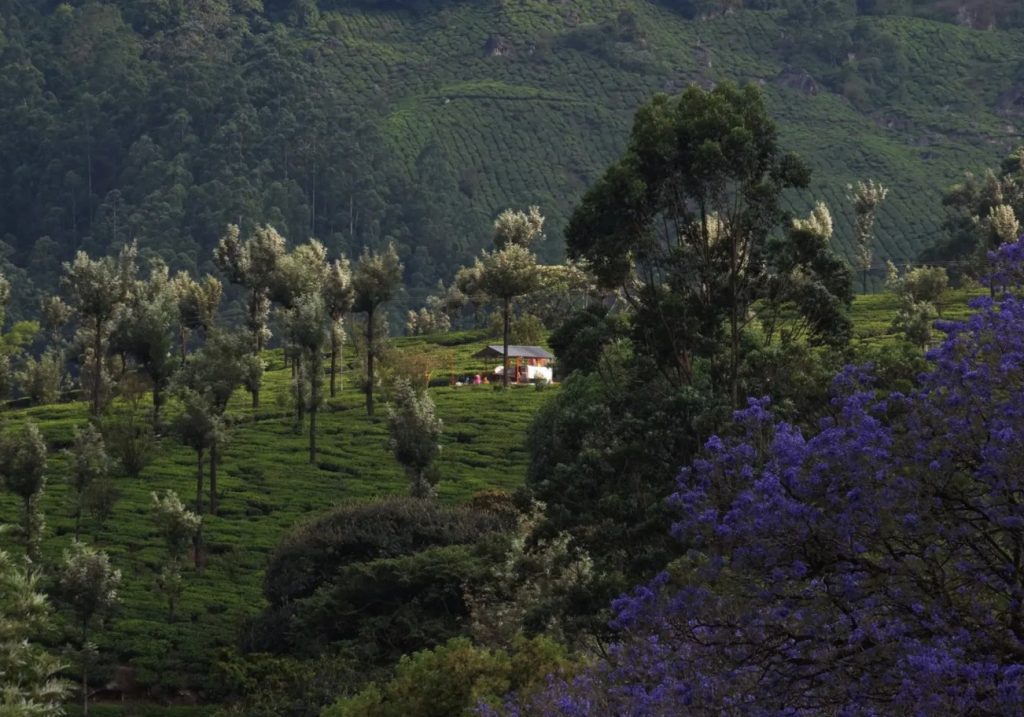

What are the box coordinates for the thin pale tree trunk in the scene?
[502,297,510,389]
[209,442,218,516]
[730,243,740,410]
[309,396,317,465]
[23,496,34,560]
[92,317,103,416]
[152,381,163,432]
[251,292,262,409]
[194,447,204,570]
[82,620,89,717]
[195,448,204,516]
[330,327,339,397]
[295,353,304,422]
[366,306,376,416]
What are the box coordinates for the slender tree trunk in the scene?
[730,248,740,410]
[310,347,319,464]
[75,506,81,542]
[195,448,205,516]
[179,326,188,366]
[251,293,262,410]
[330,329,338,398]
[296,352,305,422]
[153,381,163,432]
[309,393,317,465]
[194,448,204,576]
[82,621,89,717]
[366,306,376,416]
[862,267,868,295]
[502,297,510,389]
[253,309,264,354]
[210,442,218,516]
[92,317,103,416]
[338,328,345,392]
[23,496,34,560]
[411,469,432,499]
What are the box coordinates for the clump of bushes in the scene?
[263,497,507,606]
[249,498,514,662]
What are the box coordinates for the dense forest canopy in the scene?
[2,0,1024,325]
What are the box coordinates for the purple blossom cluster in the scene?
[485,253,1024,716]
[985,236,1024,291]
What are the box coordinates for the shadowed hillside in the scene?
[2,0,1024,315]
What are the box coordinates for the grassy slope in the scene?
[0,331,552,693]
[0,293,987,693]
[308,3,1024,278]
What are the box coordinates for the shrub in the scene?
[887,262,949,313]
[322,636,571,717]
[103,376,157,479]
[286,541,507,663]
[546,306,626,377]
[462,490,520,528]
[16,350,64,405]
[263,498,507,607]
[211,650,360,717]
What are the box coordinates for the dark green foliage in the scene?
[353,244,404,416]
[252,497,512,663]
[263,497,506,606]
[64,424,112,541]
[102,374,157,480]
[213,651,361,717]
[525,346,713,581]
[567,83,820,406]
[0,0,1022,321]
[546,307,628,377]
[529,84,855,647]
[285,540,506,664]
[110,263,179,428]
[0,422,49,559]
[923,147,1024,278]
[322,636,571,717]
[387,380,444,498]
[0,294,984,698]
[762,211,855,348]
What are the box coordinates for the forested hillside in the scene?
[6,9,1024,710]
[2,0,1023,318]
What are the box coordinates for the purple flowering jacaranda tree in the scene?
[486,247,1024,717]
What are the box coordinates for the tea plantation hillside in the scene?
[0,294,984,701]
[340,2,1024,267]
[0,330,553,696]
[2,1,1024,313]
